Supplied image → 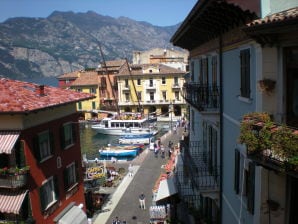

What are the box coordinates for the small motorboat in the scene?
[99,149,137,157]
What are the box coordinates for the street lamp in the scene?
[169,101,173,131]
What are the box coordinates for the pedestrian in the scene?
[160,144,165,159]
[128,164,133,177]
[173,126,177,134]
[154,146,159,158]
[139,193,146,210]
[168,147,173,159]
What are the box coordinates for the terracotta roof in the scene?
[247,7,298,27]
[70,71,99,86]
[57,71,80,79]
[0,78,95,113]
[117,63,185,76]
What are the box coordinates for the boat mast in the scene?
[98,45,120,115]
[125,58,143,115]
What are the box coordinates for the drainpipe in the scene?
[219,34,223,224]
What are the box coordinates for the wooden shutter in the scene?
[240,49,250,98]
[247,162,255,214]
[234,149,240,194]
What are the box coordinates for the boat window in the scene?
[104,121,108,128]
[120,123,125,127]
[111,122,115,127]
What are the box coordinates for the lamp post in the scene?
[169,101,173,131]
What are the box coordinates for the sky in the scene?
[0,0,198,26]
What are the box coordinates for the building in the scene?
[132,48,189,72]
[68,70,100,121]
[0,78,94,223]
[58,60,126,120]
[57,71,80,89]
[171,0,298,224]
[116,63,187,121]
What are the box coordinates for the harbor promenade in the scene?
[93,126,185,224]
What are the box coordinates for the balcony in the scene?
[172,83,181,89]
[145,83,156,90]
[179,141,220,192]
[239,112,298,176]
[0,167,29,188]
[122,85,130,92]
[183,83,220,111]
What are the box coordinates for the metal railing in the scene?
[183,83,220,111]
[0,174,28,188]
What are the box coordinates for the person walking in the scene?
[139,193,146,210]
[160,144,165,159]
[128,164,133,177]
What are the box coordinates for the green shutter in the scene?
[247,162,255,214]
[39,186,46,211]
[63,168,69,190]
[54,175,60,199]
[72,123,77,144]
[49,130,55,155]
[234,149,240,194]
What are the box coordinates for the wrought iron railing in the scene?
[179,141,220,191]
[183,83,220,111]
[0,173,28,188]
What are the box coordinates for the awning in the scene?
[0,131,20,154]
[0,190,28,214]
[56,204,87,224]
[155,177,178,202]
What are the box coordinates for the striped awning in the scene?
[0,131,20,154]
[0,190,28,214]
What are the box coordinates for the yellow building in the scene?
[69,70,99,120]
[116,63,187,120]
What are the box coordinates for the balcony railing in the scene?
[183,83,220,111]
[179,141,220,191]
[172,83,181,89]
[239,112,298,176]
[0,173,28,188]
[145,83,156,89]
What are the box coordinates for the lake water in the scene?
[79,122,169,161]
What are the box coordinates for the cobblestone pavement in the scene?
[93,127,185,224]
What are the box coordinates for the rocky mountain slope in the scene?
[0,11,181,79]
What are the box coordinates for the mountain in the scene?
[0,11,182,80]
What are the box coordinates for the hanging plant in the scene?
[239,119,260,153]
[258,79,276,93]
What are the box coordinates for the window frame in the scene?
[35,130,54,162]
[64,162,78,191]
[40,176,58,211]
[240,49,251,98]
[60,122,76,150]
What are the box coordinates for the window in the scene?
[40,176,59,211]
[175,91,179,101]
[78,102,82,110]
[101,77,107,88]
[191,61,194,82]
[90,87,96,94]
[137,79,141,85]
[246,162,255,214]
[77,88,82,92]
[162,77,166,84]
[240,49,250,98]
[200,58,208,85]
[137,91,142,101]
[34,130,54,162]
[92,101,96,110]
[64,162,77,190]
[61,123,76,149]
[149,78,153,87]
[162,91,167,100]
[212,56,218,86]
[125,93,130,102]
[174,77,178,86]
[125,79,129,88]
[150,92,154,101]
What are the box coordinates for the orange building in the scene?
[0,78,94,223]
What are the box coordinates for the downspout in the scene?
[219,34,223,224]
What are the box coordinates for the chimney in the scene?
[36,85,45,96]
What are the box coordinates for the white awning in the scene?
[0,131,20,154]
[155,177,178,202]
[57,205,87,224]
[0,190,28,214]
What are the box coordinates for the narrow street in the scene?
[93,126,185,224]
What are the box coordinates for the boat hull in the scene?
[92,126,158,136]
[99,149,137,157]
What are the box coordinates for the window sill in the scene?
[64,143,75,150]
[40,155,54,163]
[237,96,252,104]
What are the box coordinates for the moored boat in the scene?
[119,134,154,144]
[99,149,137,157]
[91,112,158,136]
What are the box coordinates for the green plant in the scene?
[239,120,260,153]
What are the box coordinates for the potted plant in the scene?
[258,78,276,93]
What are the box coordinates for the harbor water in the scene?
[79,121,170,161]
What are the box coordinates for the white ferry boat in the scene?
[91,113,158,136]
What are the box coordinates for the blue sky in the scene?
[0,0,197,26]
